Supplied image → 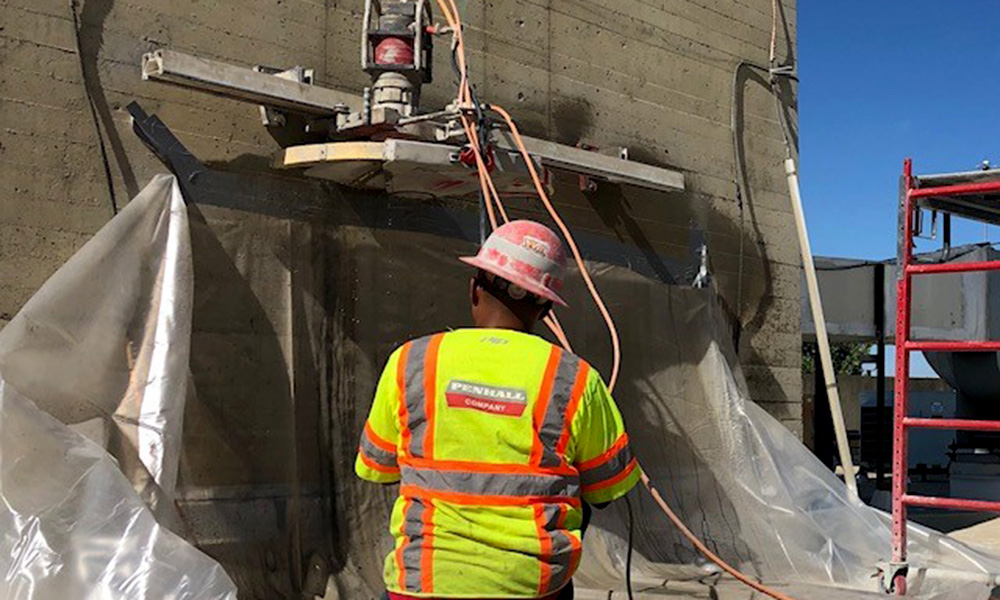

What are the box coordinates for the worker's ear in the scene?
[470,277,480,306]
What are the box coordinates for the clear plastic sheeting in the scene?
[568,279,1000,599]
[8,171,993,598]
[311,220,1000,599]
[0,175,193,514]
[0,380,237,599]
[0,175,237,599]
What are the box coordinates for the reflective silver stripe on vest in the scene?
[360,431,397,468]
[401,465,580,499]
[537,353,583,467]
[404,335,433,457]
[539,504,575,594]
[580,440,634,488]
[400,498,425,591]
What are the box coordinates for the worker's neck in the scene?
[475,313,533,333]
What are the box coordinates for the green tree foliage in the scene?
[802,342,871,376]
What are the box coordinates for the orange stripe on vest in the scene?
[365,421,397,454]
[577,433,630,472]
[556,360,588,456]
[581,458,639,493]
[396,497,413,590]
[533,504,553,595]
[400,485,582,508]
[419,333,444,593]
[397,342,413,459]
[359,448,400,474]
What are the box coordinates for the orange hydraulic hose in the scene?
[460,117,508,224]
[543,313,573,352]
[460,110,570,352]
[486,105,623,392]
[486,176,509,222]
[440,0,568,350]
[430,8,798,599]
[464,120,569,349]
[461,115,570,349]
[438,10,601,369]
[465,125,499,227]
[641,473,798,600]
[487,106,800,600]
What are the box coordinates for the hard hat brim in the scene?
[459,256,569,307]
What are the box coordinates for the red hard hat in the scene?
[460,220,569,307]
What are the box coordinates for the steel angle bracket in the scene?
[128,101,206,201]
[127,102,278,214]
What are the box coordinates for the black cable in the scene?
[468,81,492,239]
[624,494,635,600]
[729,59,798,348]
[69,0,118,216]
[449,43,490,155]
[451,41,495,242]
[729,61,769,333]
[449,39,462,84]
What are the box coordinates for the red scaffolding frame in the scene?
[891,159,1000,594]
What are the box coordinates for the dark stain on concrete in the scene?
[550,96,594,146]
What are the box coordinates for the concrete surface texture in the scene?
[1,0,800,596]
[578,579,889,599]
[1,0,800,429]
[952,518,1000,555]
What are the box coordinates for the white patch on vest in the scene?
[445,380,528,417]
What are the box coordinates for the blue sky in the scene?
[800,1,1000,260]
[799,2,1000,378]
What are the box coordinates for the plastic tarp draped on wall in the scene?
[3,172,997,599]
[0,175,237,598]
[319,221,1000,600]
[566,278,1000,599]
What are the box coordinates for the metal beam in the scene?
[917,168,1000,187]
[142,49,360,116]
[917,196,1000,226]
[141,48,685,193]
[493,130,685,193]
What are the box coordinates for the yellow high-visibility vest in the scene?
[356,328,640,598]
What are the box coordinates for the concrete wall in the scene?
[1,0,800,425]
[1,0,799,595]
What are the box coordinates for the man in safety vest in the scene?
[356,220,640,599]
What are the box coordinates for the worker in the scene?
[356,220,640,599]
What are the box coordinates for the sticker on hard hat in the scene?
[521,236,550,257]
[445,380,528,417]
